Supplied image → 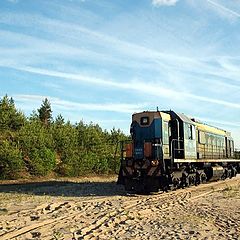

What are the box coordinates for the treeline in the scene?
[0,95,129,179]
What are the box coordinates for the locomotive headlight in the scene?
[151,160,159,166]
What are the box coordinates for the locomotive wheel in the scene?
[160,175,170,192]
[233,167,237,177]
[186,177,190,187]
[181,178,188,188]
[200,172,207,183]
[222,168,228,180]
[181,172,189,188]
[195,175,200,185]
[172,177,181,190]
[189,175,196,186]
[230,166,237,178]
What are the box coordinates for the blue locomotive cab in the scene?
[119,111,171,192]
[130,111,171,161]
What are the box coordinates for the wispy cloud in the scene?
[41,82,63,91]
[12,94,145,114]
[152,0,178,7]
[206,0,240,18]
[4,65,240,110]
[1,26,240,93]
[1,14,240,84]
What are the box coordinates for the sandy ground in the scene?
[0,175,239,240]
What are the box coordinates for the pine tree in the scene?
[0,95,25,131]
[38,98,52,126]
[55,114,65,125]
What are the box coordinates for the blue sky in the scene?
[0,0,240,147]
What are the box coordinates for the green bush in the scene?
[18,120,54,153]
[57,148,88,177]
[0,141,24,179]
[28,147,56,176]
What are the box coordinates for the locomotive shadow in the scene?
[0,180,126,197]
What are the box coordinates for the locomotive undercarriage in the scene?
[120,159,238,193]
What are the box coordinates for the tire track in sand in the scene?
[0,176,239,239]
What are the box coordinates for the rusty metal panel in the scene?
[125,143,133,158]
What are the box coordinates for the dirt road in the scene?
[0,176,239,240]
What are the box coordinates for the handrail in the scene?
[170,139,184,170]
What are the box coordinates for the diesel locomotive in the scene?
[118,110,240,192]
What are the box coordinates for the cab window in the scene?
[141,117,149,125]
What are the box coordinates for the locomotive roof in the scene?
[132,111,171,123]
[192,119,228,136]
[176,112,195,125]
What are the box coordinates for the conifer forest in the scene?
[0,95,129,179]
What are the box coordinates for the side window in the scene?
[209,135,213,145]
[206,134,209,145]
[185,123,195,140]
[231,141,234,156]
[212,136,216,146]
[192,126,196,140]
[163,121,169,144]
[221,138,224,147]
[188,125,194,140]
[199,131,206,144]
[229,140,234,152]
[168,123,171,138]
